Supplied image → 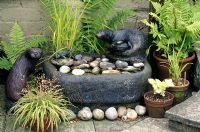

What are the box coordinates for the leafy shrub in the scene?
[0,23,47,70]
[143,0,200,58]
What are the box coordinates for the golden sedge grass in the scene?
[9,75,72,132]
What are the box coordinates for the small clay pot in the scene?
[31,118,52,132]
[153,51,195,80]
[144,91,174,118]
[167,79,190,105]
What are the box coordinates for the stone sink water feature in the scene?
[43,29,151,108]
[43,60,151,107]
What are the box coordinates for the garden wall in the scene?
[0,0,149,40]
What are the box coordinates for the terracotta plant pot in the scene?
[167,79,190,105]
[144,91,174,118]
[153,51,195,80]
[31,118,52,132]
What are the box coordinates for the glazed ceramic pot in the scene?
[167,79,190,105]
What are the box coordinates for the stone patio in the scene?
[1,84,200,132]
[0,85,176,132]
[1,115,175,132]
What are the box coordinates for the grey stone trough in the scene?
[43,61,152,108]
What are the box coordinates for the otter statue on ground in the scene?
[96,29,147,64]
[6,48,42,101]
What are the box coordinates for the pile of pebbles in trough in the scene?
[51,54,145,75]
[68,105,146,121]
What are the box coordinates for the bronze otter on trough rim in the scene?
[96,29,147,64]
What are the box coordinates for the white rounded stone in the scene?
[135,105,146,116]
[76,64,90,69]
[90,61,100,68]
[82,107,91,111]
[133,62,144,68]
[93,109,104,120]
[118,106,127,117]
[78,108,92,121]
[126,108,137,121]
[102,58,109,62]
[92,67,100,74]
[105,107,118,120]
[102,70,120,74]
[72,69,85,75]
[123,66,138,72]
[59,66,70,74]
[66,109,76,120]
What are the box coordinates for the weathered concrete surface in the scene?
[165,92,200,131]
[0,0,47,39]
[123,118,174,132]
[94,117,145,132]
[3,116,174,132]
[5,115,26,132]
[0,0,149,39]
[116,0,149,33]
[169,120,200,132]
[58,121,95,132]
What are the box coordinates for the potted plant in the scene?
[143,0,200,80]
[144,78,174,118]
[9,75,71,132]
[164,50,190,105]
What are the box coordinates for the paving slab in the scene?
[165,92,200,130]
[5,115,27,132]
[122,117,174,132]
[94,117,145,132]
[169,120,200,132]
[58,120,95,132]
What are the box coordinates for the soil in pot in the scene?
[167,79,189,105]
[144,91,174,118]
[153,51,195,80]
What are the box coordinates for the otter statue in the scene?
[96,29,147,64]
[6,48,42,101]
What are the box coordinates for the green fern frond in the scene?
[108,9,133,30]
[186,21,200,38]
[26,36,48,48]
[0,23,46,70]
[10,23,25,46]
[0,57,12,70]
[150,1,162,14]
